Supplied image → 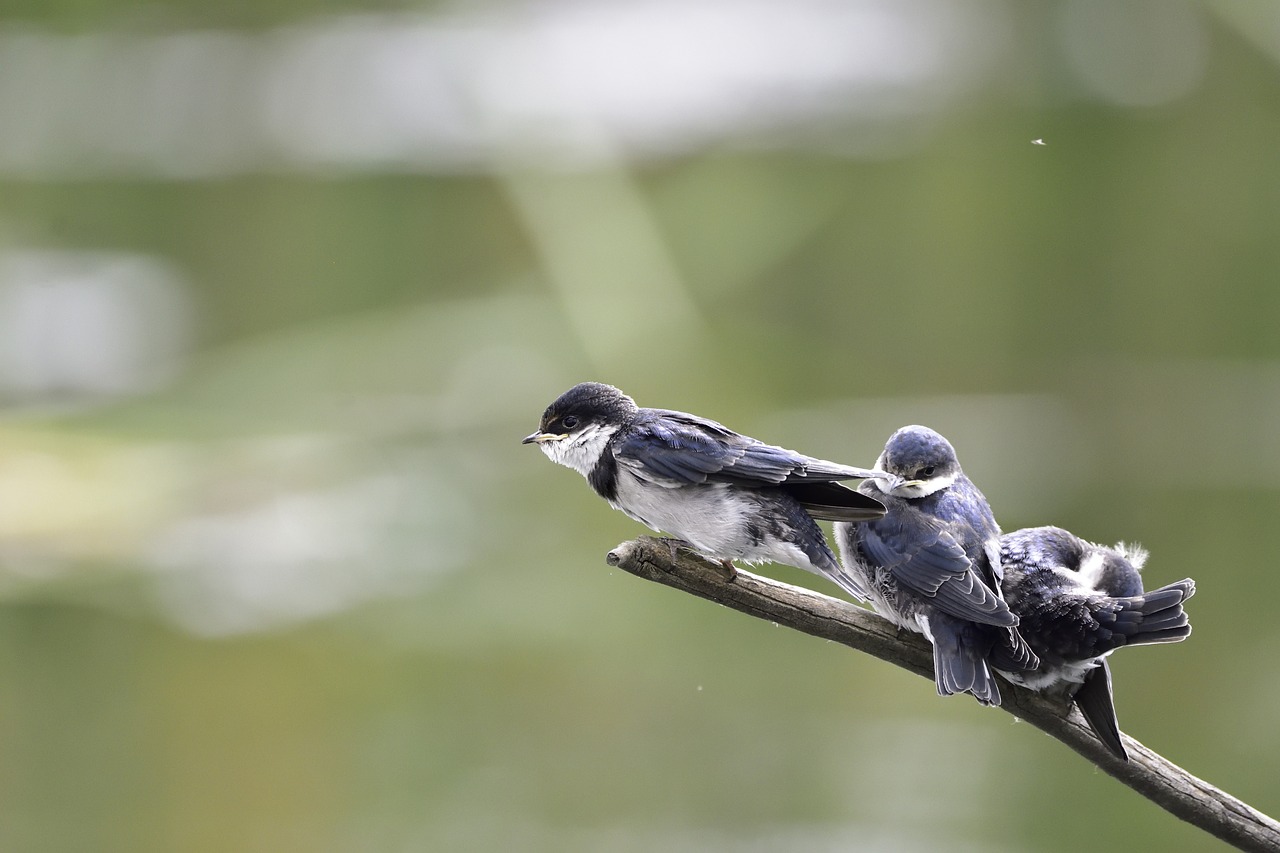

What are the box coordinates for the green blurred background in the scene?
[0,0,1276,850]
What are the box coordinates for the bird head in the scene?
[869,424,962,499]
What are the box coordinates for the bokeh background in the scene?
[0,0,1276,850]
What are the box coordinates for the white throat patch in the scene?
[891,470,957,499]
[539,423,619,478]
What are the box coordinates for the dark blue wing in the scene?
[613,409,876,487]
[858,515,1016,627]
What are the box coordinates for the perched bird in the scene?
[522,382,888,600]
[999,526,1195,761]
[835,425,1037,706]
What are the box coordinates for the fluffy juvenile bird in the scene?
[835,425,1037,706]
[523,382,889,600]
[999,526,1195,761]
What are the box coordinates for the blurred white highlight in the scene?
[0,1,1010,177]
[0,251,191,406]
[149,464,473,637]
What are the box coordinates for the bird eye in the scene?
[562,415,580,430]
[918,465,936,479]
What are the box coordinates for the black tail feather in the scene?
[1135,579,1195,614]
[1122,624,1192,645]
[930,618,1002,706]
[825,567,871,604]
[1073,661,1127,761]
[1096,578,1195,652]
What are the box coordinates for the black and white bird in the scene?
[834,425,1038,706]
[999,526,1195,761]
[522,382,889,600]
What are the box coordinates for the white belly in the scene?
[610,472,818,571]
[1001,657,1101,689]
[612,474,748,553]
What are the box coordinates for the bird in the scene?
[834,425,1038,706]
[998,525,1195,761]
[522,382,889,600]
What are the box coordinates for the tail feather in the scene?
[1135,580,1195,614]
[1123,624,1192,645]
[1110,610,1187,635]
[967,666,1001,708]
[1096,578,1195,651]
[809,547,871,603]
[1073,661,1127,761]
[825,568,871,603]
[928,617,1002,706]
[933,641,973,696]
[1124,610,1189,634]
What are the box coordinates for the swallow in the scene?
[999,525,1195,760]
[524,382,889,599]
[835,425,1038,706]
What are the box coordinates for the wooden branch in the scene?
[606,536,1280,853]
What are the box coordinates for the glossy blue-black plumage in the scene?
[855,512,1013,626]
[615,408,883,490]
[1000,526,1194,665]
[835,425,1036,706]
[998,525,1195,760]
[525,383,886,601]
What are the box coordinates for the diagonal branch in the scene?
[606,536,1280,853]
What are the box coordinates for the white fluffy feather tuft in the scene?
[1113,541,1149,571]
[1073,550,1107,592]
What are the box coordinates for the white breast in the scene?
[550,437,826,574]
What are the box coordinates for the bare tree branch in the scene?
[606,536,1280,853]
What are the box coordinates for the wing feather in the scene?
[613,410,880,487]
[859,518,1016,627]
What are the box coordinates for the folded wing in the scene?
[614,410,882,487]
[857,517,1017,627]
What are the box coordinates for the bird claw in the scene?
[658,538,736,582]
[661,537,693,564]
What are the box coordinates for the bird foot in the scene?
[657,538,736,582]
[660,537,693,564]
